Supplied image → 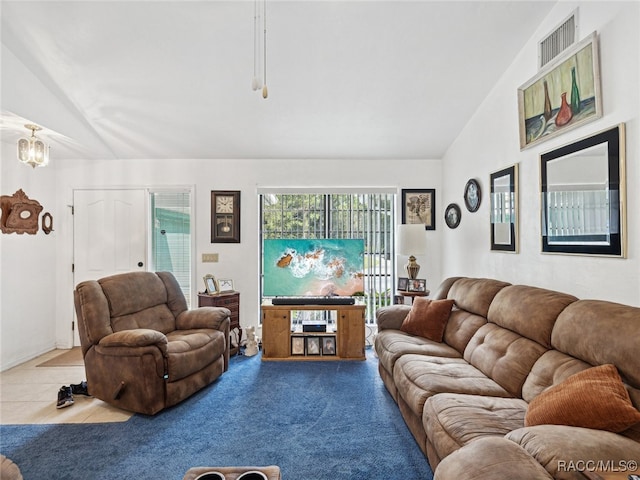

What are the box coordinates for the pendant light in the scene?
[251,0,268,99]
[262,0,268,99]
[17,124,49,168]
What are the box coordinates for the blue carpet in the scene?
[1,348,433,480]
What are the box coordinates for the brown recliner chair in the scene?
[74,271,230,415]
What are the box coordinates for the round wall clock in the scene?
[445,203,461,229]
[464,179,481,212]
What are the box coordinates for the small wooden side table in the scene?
[198,292,241,356]
[394,290,430,305]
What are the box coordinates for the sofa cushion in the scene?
[393,354,512,419]
[464,323,547,398]
[424,393,528,462]
[442,309,487,355]
[551,300,640,388]
[375,330,462,378]
[446,278,510,318]
[487,285,577,349]
[521,350,591,403]
[400,298,455,342]
[166,329,227,382]
[100,272,168,317]
[525,364,640,432]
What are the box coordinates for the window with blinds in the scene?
[261,192,395,323]
[150,190,192,306]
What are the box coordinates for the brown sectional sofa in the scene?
[374,277,640,479]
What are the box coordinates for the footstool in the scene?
[183,466,281,480]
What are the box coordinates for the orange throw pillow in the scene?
[525,364,640,433]
[400,297,454,342]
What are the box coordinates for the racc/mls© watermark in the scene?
[557,459,638,474]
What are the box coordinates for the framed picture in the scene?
[408,278,426,292]
[463,179,481,212]
[401,189,436,230]
[321,336,336,356]
[211,190,240,243]
[518,31,602,150]
[444,203,461,229]
[203,274,218,295]
[291,336,305,356]
[306,337,321,356]
[217,279,234,293]
[397,277,409,291]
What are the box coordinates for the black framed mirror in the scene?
[490,164,518,252]
[540,123,626,256]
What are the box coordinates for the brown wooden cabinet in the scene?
[198,292,241,355]
[261,304,365,361]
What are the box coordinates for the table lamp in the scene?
[397,224,428,280]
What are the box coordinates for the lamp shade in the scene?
[397,224,428,280]
[397,224,427,256]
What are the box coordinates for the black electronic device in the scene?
[302,323,327,333]
[271,296,355,306]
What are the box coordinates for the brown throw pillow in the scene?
[525,364,640,433]
[400,297,455,342]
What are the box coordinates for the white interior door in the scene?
[73,189,147,345]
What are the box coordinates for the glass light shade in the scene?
[17,126,49,168]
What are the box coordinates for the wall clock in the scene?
[211,190,240,243]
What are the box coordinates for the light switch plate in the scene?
[202,253,219,263]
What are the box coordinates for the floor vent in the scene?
[539,10,578,68]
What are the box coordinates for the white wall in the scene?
[0,143,59,369]
[49,157,441,353]
[440,1,640,305]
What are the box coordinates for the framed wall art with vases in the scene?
[211,190,240,243]
[518,31,602,150]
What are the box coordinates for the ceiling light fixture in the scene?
[17,124,49,168]
[251,0,268,99]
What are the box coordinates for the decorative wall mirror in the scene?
[490,164,518,252]
[540,123,626,257]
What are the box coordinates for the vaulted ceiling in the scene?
[1,1,556,160]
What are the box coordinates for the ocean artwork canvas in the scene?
[518,31,602,150]
[263,238,365,297]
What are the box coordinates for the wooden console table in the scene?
[261,303,365,361]
[198,292,241,356]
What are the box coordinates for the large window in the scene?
[261,192,395,323]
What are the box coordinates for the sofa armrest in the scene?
[434,437,553,480]
[175,307,230,331]
[376,305,411,331]
[98,329,168,354]
[506,425,640,478]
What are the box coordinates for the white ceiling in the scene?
[1,0,556,161]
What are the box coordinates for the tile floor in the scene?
[0,349,132,425]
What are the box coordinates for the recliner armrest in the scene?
[176,307,230,331]
[98,328,168,354]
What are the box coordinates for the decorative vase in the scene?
[555,92,573,127]
[543,80,552,121]
[570,66,581,114]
